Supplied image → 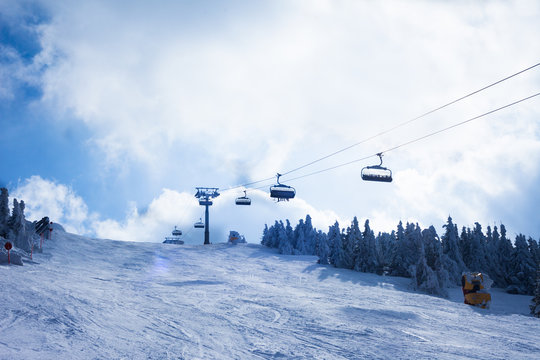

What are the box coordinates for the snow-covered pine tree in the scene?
[269,221,281,248]
[285,220,294,249]
[302,214,317,255]
[0,187,9,238]
[441,216,467,285]
[413,228,444,296]
[468,223,489,273]
[8,199,29,250]
[293,219,305,255]
[459,226,473,270]
[422,225,449,295]
[261,224,270,246]
[328,221,345,268]
[316,230,330,265]
[362,219,379,274]
[341,219,356,269]
[528,238,540,268]
[278,221,293,255]
[496,224,514,287]
[376,231,396,274]
[507,234,536,295]
[390,221,411,277]
[531,264,540,317]
[488,226,505,288]
[347,217,363,272]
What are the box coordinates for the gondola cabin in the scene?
[269,184,296,201]
[194,219,205,229]
[361,165,393,182]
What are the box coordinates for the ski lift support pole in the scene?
[194,187,220,245]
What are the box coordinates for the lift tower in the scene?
[194,187,220,245]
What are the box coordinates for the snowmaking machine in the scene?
[461,272,492,309]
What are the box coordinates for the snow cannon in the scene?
[461,272,492,309]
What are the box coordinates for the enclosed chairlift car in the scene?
[235,190,251,206]
[270,173,296,201]
[361,153,393,183]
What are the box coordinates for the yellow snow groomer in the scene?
[461,272,492,309]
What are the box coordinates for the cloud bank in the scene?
[13,176,343,244]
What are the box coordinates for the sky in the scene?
[1,0,540,244]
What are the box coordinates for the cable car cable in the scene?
[279,61,540,177]
[265,91,540,185]
[222,61,540,191]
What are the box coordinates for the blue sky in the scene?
[1,0,540,243]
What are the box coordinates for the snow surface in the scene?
[1,230,539,359]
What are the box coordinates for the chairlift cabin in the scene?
[172,226,182,236]
[194,219,205,229]
[235,190,251,206]
[269,173,296,201]
[361,153,392,183]
[163,226,184,244]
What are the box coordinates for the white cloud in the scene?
[12,176,344,243]
[11,176,97,235]
[93,187,343,244]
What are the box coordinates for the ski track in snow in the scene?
[1,231,539,360]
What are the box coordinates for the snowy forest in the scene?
[261,215,540,316]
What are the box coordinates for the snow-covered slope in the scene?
[1,230,538,359]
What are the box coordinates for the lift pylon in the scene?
[194,187,220,245]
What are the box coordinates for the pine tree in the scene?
[341,220,356,269]
[277,221,293,255]
[261,224,269,246]
[285,220,294,249]
[441,216,466,285]
[530,264,540,317]
[468,223,488,273]
[489,226,506,287]
[376,231,396,274]
[0,187,9,238]
[508,234,536,295]
[302,214,317,255]
[391,221,414,277]
[328,221,345,268]
[316,230,330,265]
[347,217,363,272]
[362,219,379,273]
[422,225,449,292]
[497,224,514,287]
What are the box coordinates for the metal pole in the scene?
[204,200,210,245]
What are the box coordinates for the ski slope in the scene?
[1,230,539,359]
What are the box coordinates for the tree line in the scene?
[261,215,540,305]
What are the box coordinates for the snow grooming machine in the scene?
[461,272,492,309]
[361,153,393,183]
[269,173,296,202]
